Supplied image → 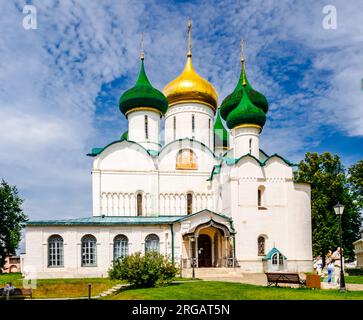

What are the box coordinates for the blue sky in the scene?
[0,0,362,222]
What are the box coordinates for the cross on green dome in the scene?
[226,79,266,129]
[220,63,268,121]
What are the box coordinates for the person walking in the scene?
[326,251,334,284]
[313,256,323,276]
[331,247,344,286]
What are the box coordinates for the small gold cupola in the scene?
[163,18,218,111]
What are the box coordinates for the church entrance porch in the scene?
[182,218,235,268]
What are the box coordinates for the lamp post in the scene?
[333,202,346,292]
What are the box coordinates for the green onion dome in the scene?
[214,109,229,149]
[220,61,268,121]
[226,81,266,129]
[119,58,168,117]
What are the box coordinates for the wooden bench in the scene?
[265,272,306,287]
[0,288,33,300]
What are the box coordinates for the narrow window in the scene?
[272,253,278,265]
[258,186,266,208]
[187,193,193,214]
[192,114,195,133]
[144,115,149,139]
[137,193,143,216]
[145,234,160,253]
[258,189,262,207]
[113,235,128,260]
[48,235,64,267]
[81,235,97,267]
[258,236,265,256]
[173,116,176,140]
[249,138,252,154]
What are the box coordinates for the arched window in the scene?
[249,138,252,154]
[81,235,97,267]
[271,253,284,266]
[137,193,143,216]
[187,193,193,215]
[192,114,195,133]
[48,235,64,267]
[145,234,160,253]
[114,235,128,260]
[258,236,265,256]
[144,115,149,139]
[258,186,265,208]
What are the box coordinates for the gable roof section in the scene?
[263,247,287,260]
[207,164,221,181]
[224,153,296,167]
[87,139,155,158]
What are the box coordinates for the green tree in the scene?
[0,179,28,270]
[348,159,363,210]
[294,152,361,262]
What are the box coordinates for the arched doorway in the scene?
[197,234,212,267]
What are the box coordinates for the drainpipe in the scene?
[230,220,237,268]
[170,224,174,263]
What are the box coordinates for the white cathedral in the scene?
[23,23,312,279]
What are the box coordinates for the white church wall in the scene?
[286,182,312,272]
[24,225,171,279]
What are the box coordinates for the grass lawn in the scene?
[0,273,123,299]
[320,275,363,284]
[105,281,363,300]
[345,276,363,284]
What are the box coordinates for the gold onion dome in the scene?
[163,19,218,111]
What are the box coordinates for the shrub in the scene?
[108,252,179,288]
[347,268,363,276]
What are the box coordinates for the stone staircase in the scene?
[97,283,128,298]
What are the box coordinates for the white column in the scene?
[164,103,214,147]
[128,110,161,150]
[232,125,260,159]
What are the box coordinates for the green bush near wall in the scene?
[108,252,179,288]
[346,268,363,276]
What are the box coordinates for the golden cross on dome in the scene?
[240,38,246,85]
[140,33,145,61]
[187,17,192,57]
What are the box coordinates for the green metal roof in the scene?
[262,247,287,260]
[207,164,222,181]
[88,137,220,159]
[224,153,296,167]
[27,209,233,227]
[27,216,184,226]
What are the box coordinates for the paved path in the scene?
[198,273,363,291]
